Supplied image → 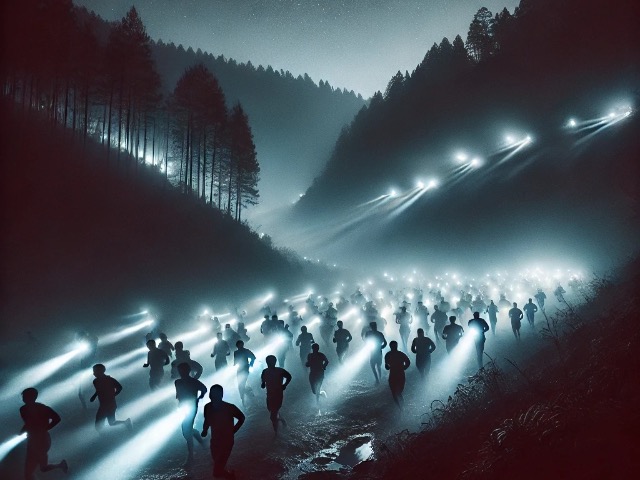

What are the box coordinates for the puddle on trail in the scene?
[285,434,374,478]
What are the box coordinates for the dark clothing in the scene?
[333,328,352,351]
[523,303,538,325]
[431,310,448,342]
[296,332,315,362]
[306,351,329,375]
[158,340,174,358]
[306,351,328,395]
[411,336,436,376]
[175,377,207,404]
[234,348,256,372]
[261,367,291,414]
[385,350,411,404]
[468,317,490,340]
[20,402,61,478]
[213,340,230,370]
[202,401,244,477]
[93,375,122,407]
[442,323,464,353]
[509,307,523,326]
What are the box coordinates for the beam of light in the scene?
[386,186,430,218]
[574,111,632,146]
[123,310,149,318]
[105,347,148,370]
[389,188,397,198]
[357,194,391,207]
[0,344,88,401]
[324,342,375,402]
[173,324,212,344]
[246,318,265,332]
[0,433,27,462]
[428,330,476,395]
[76,406,185,480]
[100,319,154,347]
[494,139,530,166]
[303,316,322,328]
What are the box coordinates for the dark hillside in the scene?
[0,102,325,336]
[286,0,640,272]
[75,5,366,212]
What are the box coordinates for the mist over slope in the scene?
[76,5,366,214]
[0,103,331,337]
[287,0,640,273]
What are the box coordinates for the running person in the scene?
[260,355,292,435]
[384,341,411,409]
[430,305,448,345]
[211,332,230,371]
[509,302,524,340]
[364,322,387,385]
[296,326,315,367]
[410,328,436,379]
[523,298,538,328]
[441,316,464,354]
[233,340,256,407]
[143,339,170,390]
[333,320,352,364]
[468,312,490,369]
[486,300,499,335]
[89,364,132,431]
[19,388,69,479]
[201,385,245,479]
[175,362,207,467]
[306,343,329,405]
[395,306,413,352]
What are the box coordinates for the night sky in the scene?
[73,0,520,97]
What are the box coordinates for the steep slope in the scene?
[287,0,640,272]
[0,102,327,336]
[75,5,366,214]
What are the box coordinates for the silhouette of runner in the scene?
[441,316,464,354]
[320,303,338,347]
[201,384,245,479]
[90,364,132,432]
[158,333,175,358]
[486,300,499,335]
[333,320,353,364]
[211,332,230,371]
[19,388,68,479]
[534,289,547,310]
[395,306,413,352]
[260,355,292,435]
[175,362,207,467]
[468,312,490,368]
[233,340,256,407]
[364,322,387,385]
[306,343,329,405]
[296,326,315,367]
[143,339,170,390]
[414,301,430,332]
[554,284,566,303]
[509,302,524,340]
[384,341,411,409]
[410,328,436,379]
[523,298,538,327]
[171,342,203,379]
[430,305,448,345]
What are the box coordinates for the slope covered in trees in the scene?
[0,101,327,337]
[73,4,366,212]
[291,0,639,272]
